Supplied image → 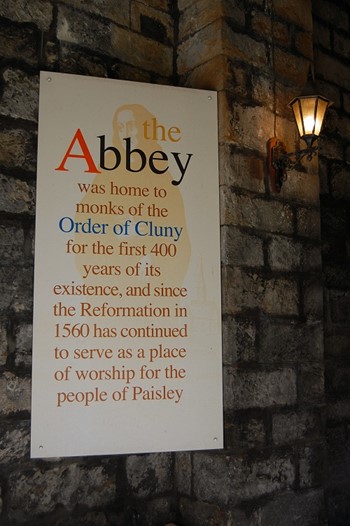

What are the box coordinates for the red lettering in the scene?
[55,129,101,173]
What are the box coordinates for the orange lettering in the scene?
[55,129,101,173]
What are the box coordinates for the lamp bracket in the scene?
[267,137,318,192]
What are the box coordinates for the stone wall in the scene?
[0,0,348,525]
[176,0,326,524]
[313,0,350,524]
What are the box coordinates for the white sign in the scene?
[31,72,222,457]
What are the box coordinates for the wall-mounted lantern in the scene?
[268,76,333,192]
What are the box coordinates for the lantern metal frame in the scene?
[268,92,333,192]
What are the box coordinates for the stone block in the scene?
[299,363,325,403]
[219,144,265,192]
[332,167,350,200]
[299,445,325,489]
[274,48,309,85]
[268,235,302,271]
[297,208,321,239]
[223,21,268,68]
[0,322,7,366]
[224,411,266,450]
[250,72,274,110]
[315,0,349,30]
[0,372,31,415]
[15,323,33,368]
[0,128,37,172]
[272,409,323,445]
[67,0,129,27]
[178,0,225,41]
[60,44,108,78]
[315,49,350,91]
[7,463,116,521]
[0,175,35,215]
[259,489,326,526]
[183,56,241,92]
[126,453,173,498]
[224,366,297,410]
[313,20,331,49]
[0,420,30,462]
[175,452,191,495]
[221,226,264,267]
[222,316,256,365]
[0,267,33,315]
[179,497,227,526]
[329,290,350,323]
[0,69,39,122]
[57,5,112,53]
[259,319,323,363]
[295,29,313,59]
[221,189,294,234]
[111,25,172,77]
[0,0,53,30]
[278,169,320,206]
[222,267,299,316]
[273,0,312,30]
[177,20,223,75]
[0,23,39,66]
[302,278,324,321]
[0,225,24,263]
[222,101,274,153]
[132,2,173,44]
[192,451,294,504]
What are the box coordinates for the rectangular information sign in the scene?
[31,72,222,457]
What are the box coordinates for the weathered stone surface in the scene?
[303,278,324,321]
[274,0,312,30]
[0,0,53,30]
[224,367,297,410]
[259,489,326,526]
[222,267,299,316]
[179,497,229,526]
[15,323,33,368]
[0,69,39,122]
[177,20,223,75]
[225,412,266,450]
[222,317,256,365]
[0,225,24,263]
[193,452,294,504]
[259,320,323,363]
[126,453,173,498]
[221,226,264,267]
[222,102,274,152]
[272,409,323,445]
[297,208,321,239]
[0,23,39,66]
[0,128,37,172]
[0,175,35,215]
[219,144,265,192]
[332,167,350,200]
[299,363,325,403]
[0,267,33,314]
[0,372,31,415]
[175,452,192,495]
[132,1,173,44]
[0,421,30,462]
[7,463,116,521]
[315,0,349,30]
[111,25,172,76]
[299,445,324,489]
[60,44,108,78]
[0,322,7,366]
[179,0,244,41]
[221,189,294,234]
[67,0,130,27]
